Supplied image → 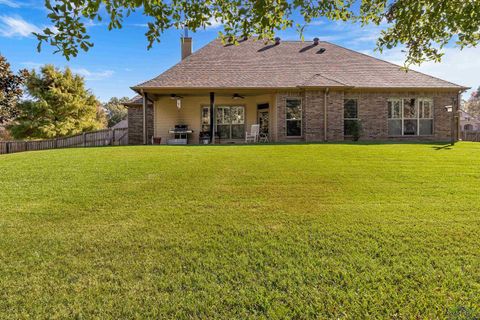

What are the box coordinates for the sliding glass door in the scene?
[201,105,246,139]
[215,106,245,139]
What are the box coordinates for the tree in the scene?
[103,97,129,127]
[35,0,480,66]
[8,65,106,139]
[0,54,28,124]
[463,86,480,117]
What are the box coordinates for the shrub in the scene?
[351,119,363,141]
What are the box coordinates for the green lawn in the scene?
[1,143,479,319]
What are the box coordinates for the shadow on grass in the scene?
[136,140,453,148]
[432,144,454,151]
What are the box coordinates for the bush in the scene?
[351,120,363,141]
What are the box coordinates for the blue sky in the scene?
[1,0,478,102]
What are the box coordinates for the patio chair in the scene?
[245,124,260,143]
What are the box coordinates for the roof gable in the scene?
[134,38,466,90]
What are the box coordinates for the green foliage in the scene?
[35,0,480,66]
[351,119,363,141]
[103,97,129,127]
[1,143,479,318]
[0,125,12,141]
[8,65,106,139]
[0,54,28,124]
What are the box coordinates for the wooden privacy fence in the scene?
[0,127,128,155]
[462,131,480,142]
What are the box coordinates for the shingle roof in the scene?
[124,95,143,106]
[133,38,466,90]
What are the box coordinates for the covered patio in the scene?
[138,89,277,145]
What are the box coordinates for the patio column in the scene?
[210,92,215,144]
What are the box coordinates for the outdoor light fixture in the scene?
[232,93,245,100]
[170,94,183,110]
[445,102,459,146]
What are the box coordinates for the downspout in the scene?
[457,90,462,141]
[303,89,307,142]
[450,96,455,145]
[142,89,147,145]
[274,93,279,142]
[324,88,329,142]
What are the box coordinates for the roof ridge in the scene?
[315,73,348,86]
[300,73,348,87]
[323,41,468,90]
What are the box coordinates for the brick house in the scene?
[126,36,468,145]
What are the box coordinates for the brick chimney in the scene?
[181,28,192,60]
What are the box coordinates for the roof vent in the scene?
[274,37,281,45]
[313,37,319,45]
[317,48,326,54]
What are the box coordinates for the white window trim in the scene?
[201,105,246,139]
[387,98,434,136]
[285,98,303,137]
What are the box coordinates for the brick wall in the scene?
[274,90,458,142]
[127,105,154,145]
[326,90,344,141]
[344,90,456,141]
[304,90,324,141]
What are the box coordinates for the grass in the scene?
[0,142,479,319]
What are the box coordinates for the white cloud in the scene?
[0,0,20,7]
[364,46,480,97]
[206,17,222,29]
[308,20,478,97]
[300,18,391,46]
[308,20,324,26]
[71,68,114,81]
[130,23,148,28]
[84,19,105,28]
[0,15,40,37]
[21,63,115,81]
[411,47,479,96]
[21,61,42,69]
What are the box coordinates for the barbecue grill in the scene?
[168,125,193,145]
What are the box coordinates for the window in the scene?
[201,106,210,133]
[388,98,433,136]
[286,99,302,136]
[418,99,433,135]
[216,105,245,139]
[344,99,358,136]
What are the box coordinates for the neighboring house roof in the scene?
[112,119,128,129]
[459,109,480,122]
[124,95,143,106]
[133,38,467,90]
[123,94,156,107]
